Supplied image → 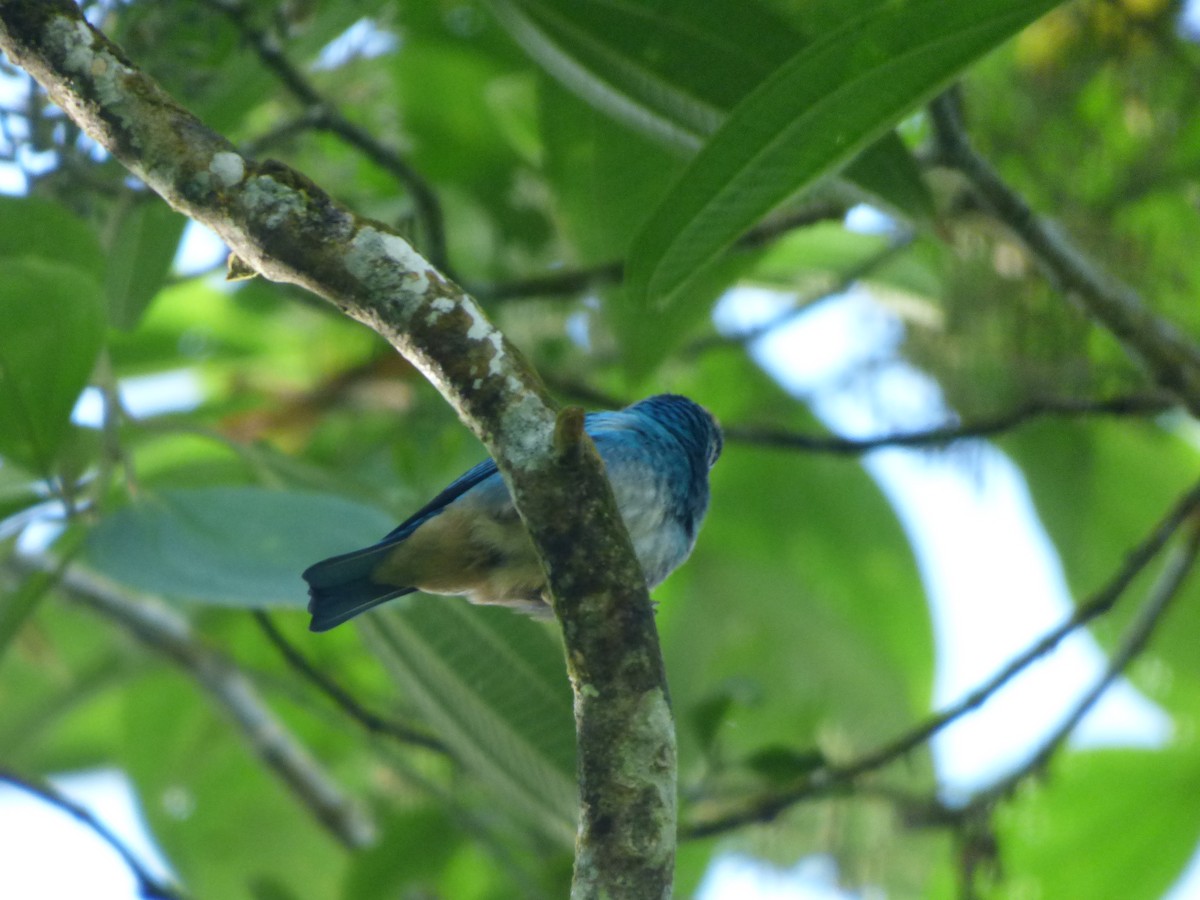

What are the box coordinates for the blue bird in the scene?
[303,394,722,632]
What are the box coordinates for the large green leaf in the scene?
[0,196,105,278]
[493,0,728,155]
[996,748,1200,899]
[0,529,86,663]
[0,593,138,773]
[104,200,187,330]
[84,488,395,607]
[625,0,1060,309]
[362,599,577,846]
[496,0,932,220]
[0,259,106,473]
[121,670,345,900]
[1001,421,1199,615]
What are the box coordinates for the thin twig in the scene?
[968,513,1200,811]
[929,90,1200,415]
[684,232,912,356]
[10,555,375,850]
[544,384,1174,456]
[0,768,185,900]
[205,0,450,273]
[473,201,847,302]
[681,477,1200,838]
[251,611,448,754]
[724,392,1176,456]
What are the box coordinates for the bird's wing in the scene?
[379,409,640,545]
[380,456,501,542]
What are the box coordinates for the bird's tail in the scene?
[303,544,415,632]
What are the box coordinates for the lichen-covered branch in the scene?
[0,4,674,895]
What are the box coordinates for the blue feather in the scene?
[304,394,721,632]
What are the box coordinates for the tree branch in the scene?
[967,511,1200,812]
[724,392,1176,455]
[251,611,449,755]
[929,90,1200,416]
[0,768,185,900]
[11,554,375,850]
[683,233,914,357]
[682,477,1200,837]
[473,201,847,302]
[545,381,1175,455]
[0,5,673,895]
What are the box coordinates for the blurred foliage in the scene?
[2,0,1200,897]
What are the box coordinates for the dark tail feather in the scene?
[303,544,415,632]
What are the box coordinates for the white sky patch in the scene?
[0,770,174,900]
[175,220,228,276]
[1167,845,1200,899]
[72,370,205,427]
[313,18,399,71]
[566,309,592,350]
[699,854,879,900]
[844,203,899,236]
[1180,0,1200,40]
[0,163,25,195]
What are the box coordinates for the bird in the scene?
[303,394,722,632]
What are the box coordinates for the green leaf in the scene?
[0,259,106,473]
[0,529,86,662]
[0,196,105,278]
[539,79,686,263]
[0,460,44,528]
[997,749,1200,899]
[83,488,395,607]
[499,0,932,222]
[0,599,137,772]
[844,131,935,225]
[362,599,577,846]
[121,671,345,899]
[104,201,187,330]
[749,221,893,289]
[1001,420,1199,608]
[493,0,726,154]
[610,250,759,382]
[342,807,463,898]
[626,0,1059,309]
[743,745,827,783]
